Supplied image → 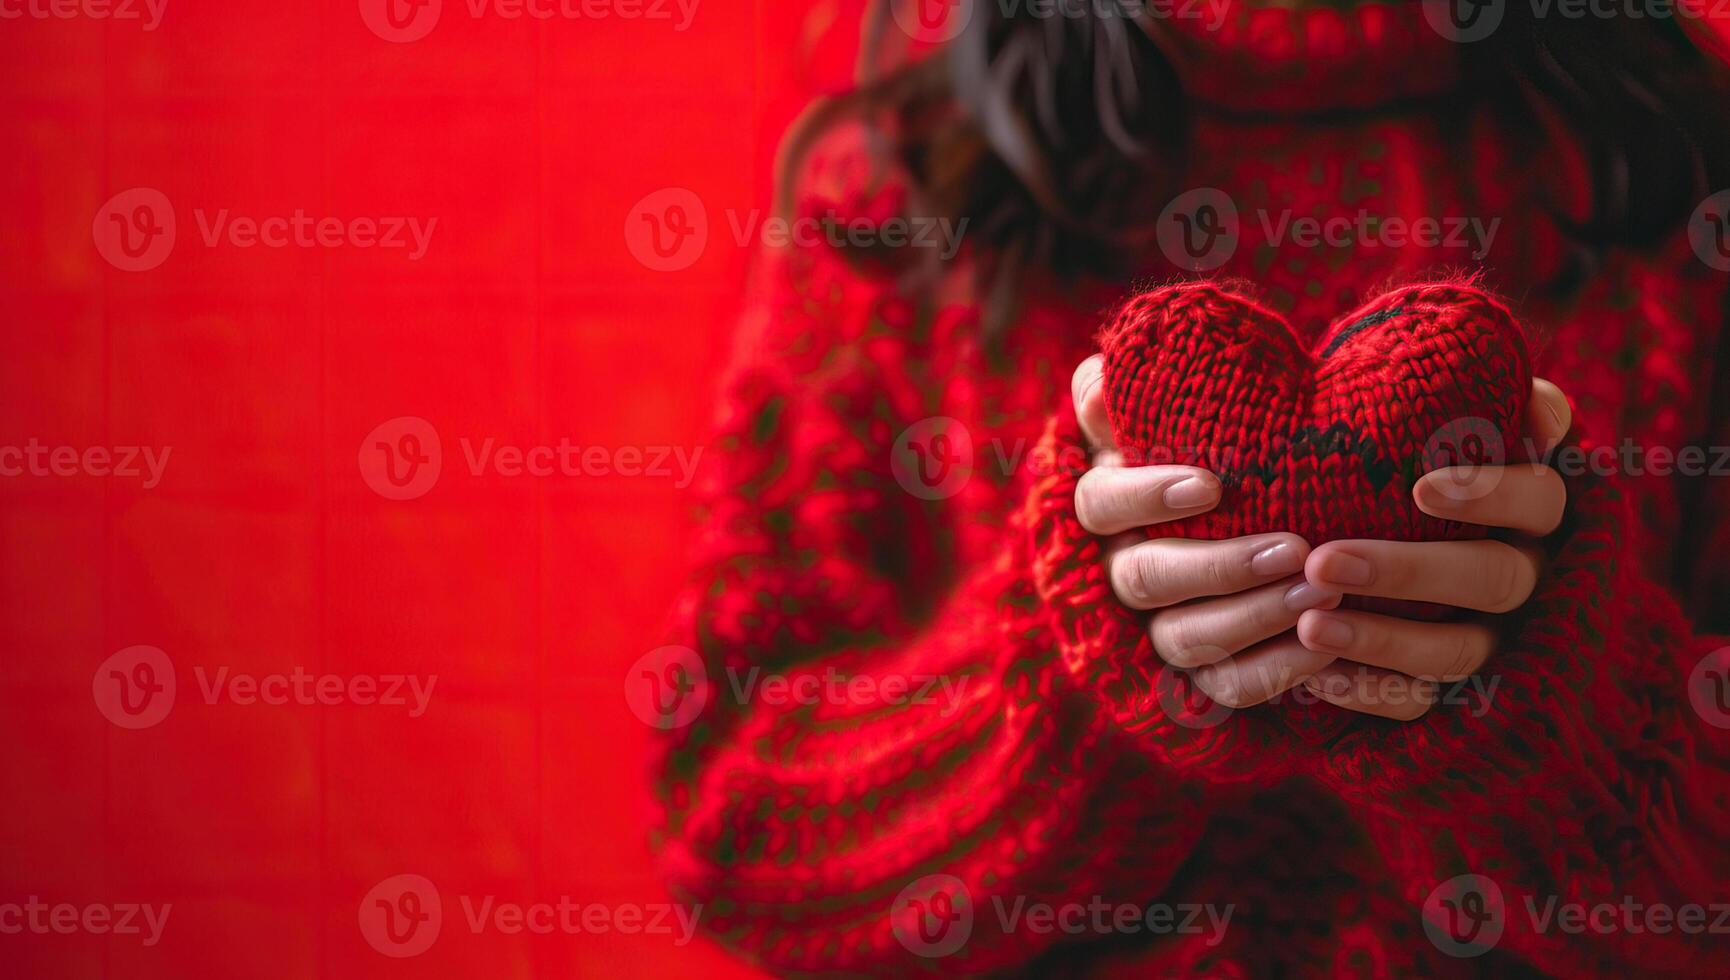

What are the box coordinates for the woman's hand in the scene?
[1071,356,1342,710]
[1293,379,1573,719]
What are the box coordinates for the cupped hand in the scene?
[1071,355,1341,710]
[1292,378,1573,719]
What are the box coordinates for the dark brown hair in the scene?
[781,1,1730,299]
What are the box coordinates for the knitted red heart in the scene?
[1099,281,1531,554]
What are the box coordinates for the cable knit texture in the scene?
[655,5,1730,975]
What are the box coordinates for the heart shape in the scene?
[1100,280,1532,560]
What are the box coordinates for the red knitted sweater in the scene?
[655,7,1730,975]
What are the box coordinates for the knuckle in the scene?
[1476,544,1532,613]
[1440,627,1487,681]
[1202,675,1248,709]
[1537,469,1568,532]
[1153,614,1224,669]
[1245,593,1288,638]
[1135,548,1178,607]
[1200,549,1240,596]
[1073,470,1108,531]
[1111,546,1162,607]
[1071,355,1102,406]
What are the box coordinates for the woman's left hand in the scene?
[1213,379,1573,720]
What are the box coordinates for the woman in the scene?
[654,2,1730,974]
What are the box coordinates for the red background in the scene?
[0,0,864,974]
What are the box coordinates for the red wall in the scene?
[0,1,862,974]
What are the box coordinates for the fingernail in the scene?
[1163,476,1219,510]
[1306,613,1355,651]
[1412,474,1449,511]
[1283,582,1336,612]
[1314,550,1375,587]
[1250,542,1304,577]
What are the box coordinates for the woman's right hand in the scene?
[1070,355,1342,709]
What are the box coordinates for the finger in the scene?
[1108,533,1308,610]
[1302,662,1438,721]
[1072,355,1114,450]
[1149,575,1341,669]
[1075,464,1220,535]
[1296,609,1495,681]
[1190,635,1336,709]
[1413,463,1567,535]
[1304,539,1541,613]
[1527,377,1572,454]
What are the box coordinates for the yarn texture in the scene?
[654,5,1730,974]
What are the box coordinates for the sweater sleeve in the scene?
[1307,244,1730,977]
[650,245,1174,974]
[650,212,1310,973]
